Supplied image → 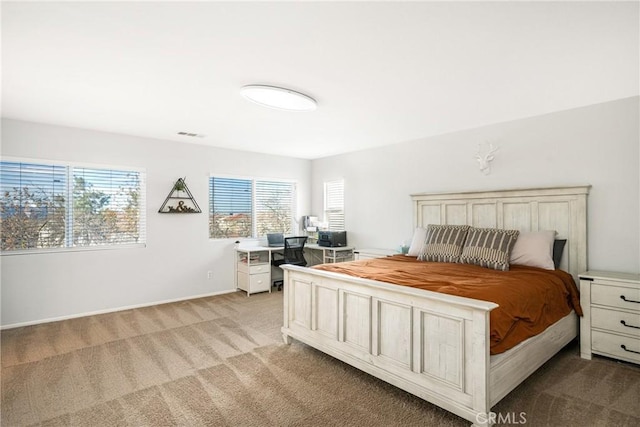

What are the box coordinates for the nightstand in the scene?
[579,270,640,365]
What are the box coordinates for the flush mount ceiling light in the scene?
[240,85,317,111]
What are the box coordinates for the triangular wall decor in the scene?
[158,178,202,213]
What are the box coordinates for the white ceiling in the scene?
[2,1,638,159]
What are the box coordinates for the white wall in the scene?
[312,97,640,274]
[2,96,638,326]
[0,119,311,326]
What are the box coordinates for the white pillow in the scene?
[407,227,427,256]
[509,230,556,270]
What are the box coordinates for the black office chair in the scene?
[272,236,308,290]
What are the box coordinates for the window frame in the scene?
[209,173,297,240]
[0,156,146,256]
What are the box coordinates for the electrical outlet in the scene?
[207,271,212,279]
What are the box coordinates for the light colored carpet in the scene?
[2,290,639,426]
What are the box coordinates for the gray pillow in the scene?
[459,227,520,271]
[553,239,567,269]
[418,224,470,263]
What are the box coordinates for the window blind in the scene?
[324,179,345,231]
[0,161,68,250]
[209,176,296,239]
[209,177,252,238]
[0,159,145,253]
[72,167,144,247]
[255,180,294,236]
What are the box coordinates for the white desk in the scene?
[354,248,398,260]
[306,244,355,264]
[234,243,355,295]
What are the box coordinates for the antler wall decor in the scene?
[475,143,499,175]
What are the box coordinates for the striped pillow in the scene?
[418,224,470,263]
[459,227,520,271]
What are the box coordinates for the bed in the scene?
[280,186,590,426]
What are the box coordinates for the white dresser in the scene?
[579,270,640,365]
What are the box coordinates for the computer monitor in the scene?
[267,233,284,247]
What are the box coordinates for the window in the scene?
[0,159,145,253]
[209,177,252,238]
[209,176,296,239]
[324,179,344,231]
[72,167,144,247]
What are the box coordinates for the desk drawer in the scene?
[249,273,270,292]
[591,284,640,312]
[592,330,640,364]
[591,307,640,338]
[237,263,270,275]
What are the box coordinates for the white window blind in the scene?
[0,159,145,253]
[0,161,67,250]
[72,167,144,247]
[255,180,295,236]
[324,179,345,231]
[209,177,252,239]
[209,176,296,239]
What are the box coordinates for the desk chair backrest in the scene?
[283,236,308,266]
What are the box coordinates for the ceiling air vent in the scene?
[177,132,205,138]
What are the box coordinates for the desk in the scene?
[234,243,355,295]
[306,244,355,264]
[354,248,398,260]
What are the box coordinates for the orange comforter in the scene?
[313,255,582,354]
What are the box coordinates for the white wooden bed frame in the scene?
[281,186,590,426]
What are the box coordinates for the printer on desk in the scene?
[317,231,347,247]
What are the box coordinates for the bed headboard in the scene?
[411,186,590,279]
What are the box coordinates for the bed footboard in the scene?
[281,265,499,426]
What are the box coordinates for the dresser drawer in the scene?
[591,307,640,338]
[592,330,640,364]
[591,284,640,312]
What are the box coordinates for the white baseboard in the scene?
[0,289,239,330]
